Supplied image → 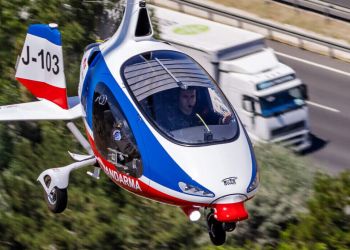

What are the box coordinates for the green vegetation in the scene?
[0,1,349,249]
[277,172,350,250]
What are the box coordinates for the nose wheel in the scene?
[207,212,226,246]
[206,210,238,245]
[223,222,236,232]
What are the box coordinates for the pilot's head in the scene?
[179,87,196,115]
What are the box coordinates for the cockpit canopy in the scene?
[122,50,239,145]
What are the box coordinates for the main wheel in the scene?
[207,213,226,246]
[44,175,68,213]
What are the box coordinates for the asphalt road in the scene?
[267,40,350,174]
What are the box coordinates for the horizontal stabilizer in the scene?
[0,99,82,121]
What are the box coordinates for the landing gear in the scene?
[207,212,226,246]
[36,122,97,213]
[43,175,68,213]
[206,210,238,245]
[37,157,97,213]
[223,222,236,232]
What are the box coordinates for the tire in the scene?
[43,175,67,213]
[223,222,236,232]
[44,187,68,213]
[207,213,226,246]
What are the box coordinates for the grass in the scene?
[209,0,350,44]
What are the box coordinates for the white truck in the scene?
[152,6,311,151]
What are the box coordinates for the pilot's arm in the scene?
[220,113,233,125]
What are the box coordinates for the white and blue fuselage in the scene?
[77,0,258,222]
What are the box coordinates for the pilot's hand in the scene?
[221,113,233,124]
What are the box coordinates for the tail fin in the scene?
[15,24,68,109]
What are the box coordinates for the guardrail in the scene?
[322,0,350,9]
[149,0,350,62]
[274,0,350,22]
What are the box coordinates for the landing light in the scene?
[189,210,201,221]
[178,182,214,197]
[49,23,58,29]
[182,207,201,221]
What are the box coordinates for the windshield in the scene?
[259,87,305,117]
[122,50,238,145]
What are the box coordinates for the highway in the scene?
[268,40,350,173]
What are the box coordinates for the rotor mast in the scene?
[103,0,154,53]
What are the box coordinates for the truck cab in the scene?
[219,48,310,151]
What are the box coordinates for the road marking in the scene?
[306,101,340,113]
[275,51,343,113]
[275,52,350,77]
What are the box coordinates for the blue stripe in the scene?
[83,54,214,196]
[241,123,258,192]
[28,24,61,46]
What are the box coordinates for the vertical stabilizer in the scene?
[16,24,68,109]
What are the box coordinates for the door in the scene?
[92,83,143,178]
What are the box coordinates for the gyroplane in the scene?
[0,0,259,245]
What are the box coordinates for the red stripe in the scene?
[85,130,207,206]
[16,77,68,109]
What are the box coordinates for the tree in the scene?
[277,171,350,250]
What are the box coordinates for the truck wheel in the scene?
[44,175,67,213]
[207,213,226,246]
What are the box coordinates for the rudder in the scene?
[16,24,68,109]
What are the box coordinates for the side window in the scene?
[242,95,256,113]
[92,85,143,178]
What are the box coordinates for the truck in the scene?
[151,6,311,151]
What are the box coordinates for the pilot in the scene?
[166,87,232,131]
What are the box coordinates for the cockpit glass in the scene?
[122,50,238,145]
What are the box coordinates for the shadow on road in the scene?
[301,133,328,155]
